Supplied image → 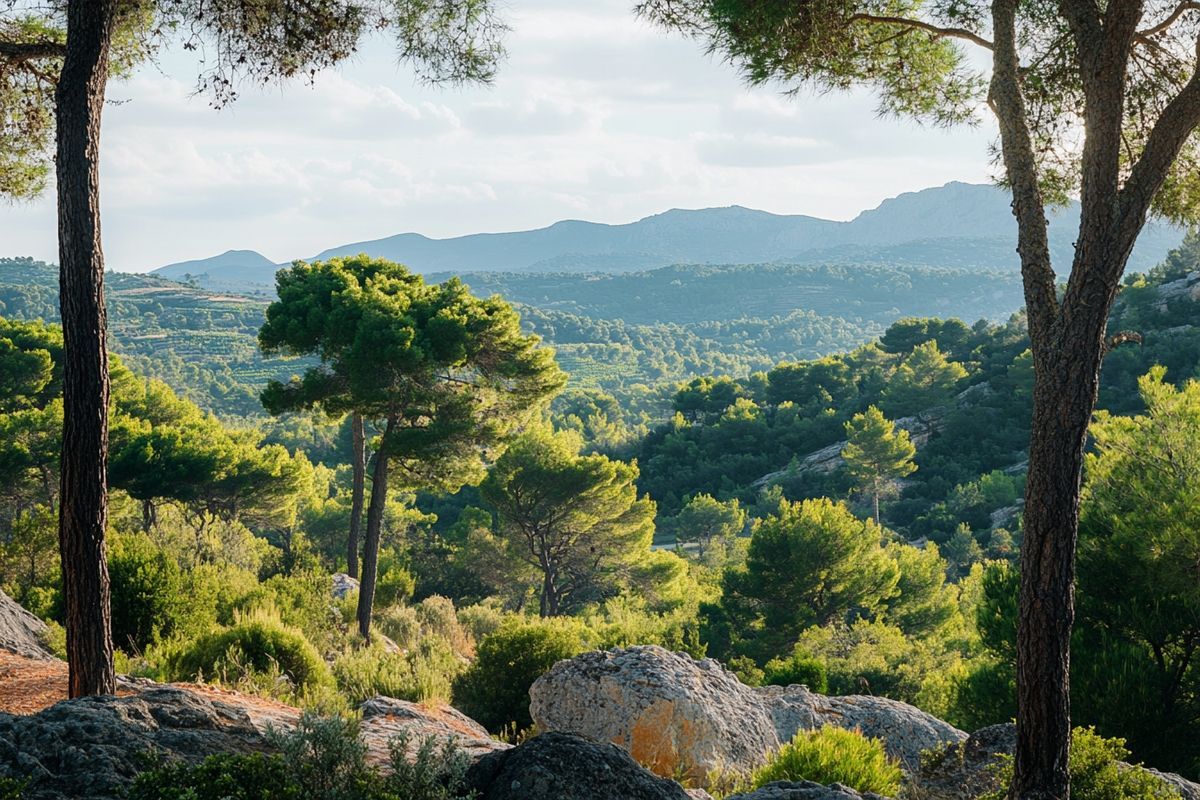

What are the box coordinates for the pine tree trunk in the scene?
[55,0,117,699]
[356,419,392,639]
[347,413,366,579]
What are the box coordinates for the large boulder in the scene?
[0,589,53,660]
[466,732,695,800]
[728,780,892,800]
[530,646,966,785]
[359,695,508,761]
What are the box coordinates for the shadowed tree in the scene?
[637,2,1200,795]
[260,255,565,638]
[0,0,507,697]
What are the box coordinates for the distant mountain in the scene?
[148,182,1185,291]
[154,250,280,292]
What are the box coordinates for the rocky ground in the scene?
[3,590,1199,800]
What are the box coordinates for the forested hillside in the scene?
[4,238,1200,782]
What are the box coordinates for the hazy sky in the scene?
[0,0,998,273]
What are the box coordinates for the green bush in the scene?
[127,712,478,800]
[456,601,508,643]
[452,617,585,732]
[332,637,461,704]
[751,726,903,796]
[763,651,828,692]
[983,727,1180,800]
[108,532,189,652]
[374,566,416,609]
[168,611,332,692]
[416,595,473,657]
[375,604,421,650]
[127,753,299,800]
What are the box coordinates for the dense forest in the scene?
[3,236,1200,781]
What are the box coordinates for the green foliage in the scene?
[880,340,968,417]
[127,753,300,800]
[0,774,26,800]
[983,728,1180,800]
[332,637,461,704]
[718,498,899,660]
[841,405,916,520]
[478,425,656,617]
[129,711,480,800]
[763,651,828,692]
[673,493,746,566]
[108,532,190,652]
[750,726,903,797]
[452,617,586,733]
[168,612,332,692]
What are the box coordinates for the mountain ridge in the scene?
[150,182,1184,291]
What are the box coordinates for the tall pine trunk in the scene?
[55,0,117,699]
[356,418,393,639]
[347,413,366,579]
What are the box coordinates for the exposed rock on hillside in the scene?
[728,780,892,800]
[466,732,695,800]
[0,652,507,800]
[0,589,53,660]
[529,646,965,785]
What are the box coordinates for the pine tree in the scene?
[841,406,917,523]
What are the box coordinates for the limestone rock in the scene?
[728,780,892,800]
[0,589,53,660]
[360,695,509,761]
[331,572,360,599]
[466,732,695,800]
[529,646,966,785]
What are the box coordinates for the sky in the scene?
[0,0,998,273]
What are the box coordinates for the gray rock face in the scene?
[331,572,360,600]
[466,732,695,800]
[0,686,509,799]
[0,687,277,800]
[728,780,892,800]
[529,646,966,786]
[0,589,53,660]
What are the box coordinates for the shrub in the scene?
[456,601,508,643]
[751,726,903,797]
[725,655,765,686]
[168,611,332,692]
[763,651,828,692]
[452,617,586,732]
[375,604,421,650]
[129,713,478,800]
[332,637,461,704]
[127,752,299,800]
[0,775,26,800]
[983,727,1179,800]
[108,532,189,652]
[416,595,473,657]
[374,566,416,609]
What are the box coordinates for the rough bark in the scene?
[356,418,393,639]
[348,412,366,579]
[55,0,117,699]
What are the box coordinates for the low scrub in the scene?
[750,726,903,797]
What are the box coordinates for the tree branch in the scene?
[989,0,1059,349]
[1138,1,1200,37]
[1102,330,1144,354]
[847,14,993,50]
[0,40,66,62]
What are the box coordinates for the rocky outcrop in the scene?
[466,732,695,800]
[529,646,965,785]
[728,780,892,800]
[0,677,508,800]
[331,572,360,600]
[360,695,507,761]
[914,724,1200,800]
[0,589,53,660]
